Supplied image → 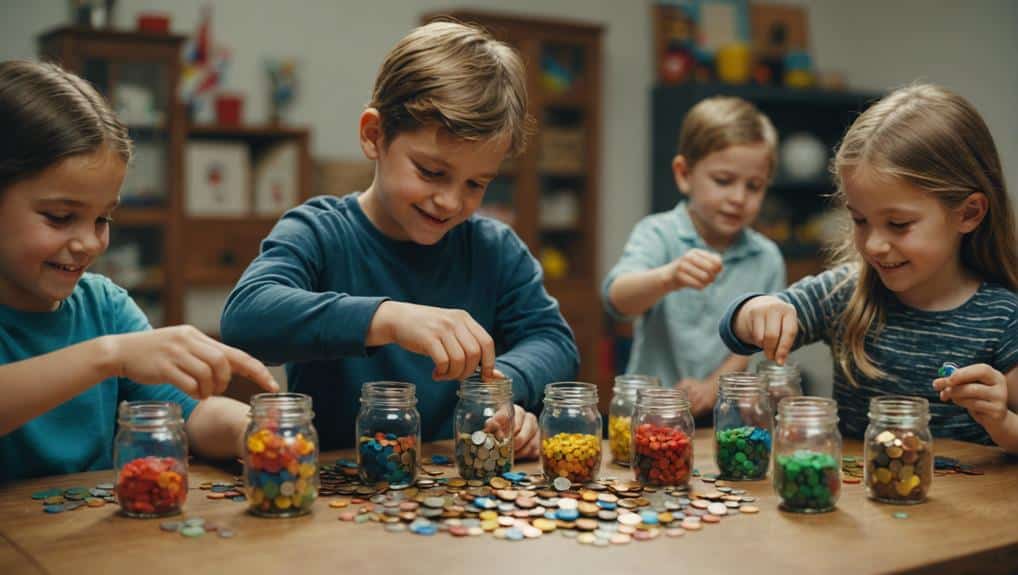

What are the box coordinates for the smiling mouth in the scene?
[47,262,85,273]
[875,261,908,270]
[414,205,451,225]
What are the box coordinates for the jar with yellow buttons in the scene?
[864,396,933,504]
[540,382,602,483]
[608,374,660,466]
[243,393,319,517]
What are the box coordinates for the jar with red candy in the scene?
[631,388,694,487]
[113,401,188,518]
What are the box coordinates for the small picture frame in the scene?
[186,141,250,216]
[253,142,299,215]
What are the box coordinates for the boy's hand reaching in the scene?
[934,364,1009,425]
[661,248,723,291]
[734,296,798,365]
[369,301,496,381]
[106,326,279,399]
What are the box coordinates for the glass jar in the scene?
[631,388,694,487]
[608,374,661,466]
[757,359,803,415]
[244,393,319,517]
[540,382,602,484]
[113,401,188,518]
[454,375,514,480]
[864,396,933,504]
[356,381,421,489]
[773,397,842,513]
[713,372,773,480]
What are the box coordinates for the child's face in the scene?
[0,148,123,311]
[360,115,507,245]
[673,143,770,250]
[842,167,982,307]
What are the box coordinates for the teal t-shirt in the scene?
[0,274,198,483]
[602,201,786,386]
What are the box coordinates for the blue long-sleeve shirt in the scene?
[221,193,578,449]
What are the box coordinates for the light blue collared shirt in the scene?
[602,201,786,385]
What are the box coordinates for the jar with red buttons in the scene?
[113,401,188,518]
[631,388,694,487]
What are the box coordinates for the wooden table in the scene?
[2,429,1017,575]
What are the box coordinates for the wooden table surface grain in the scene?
[2,429,1017,575]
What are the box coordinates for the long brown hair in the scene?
[0,60,131,192]
[830,83,1018,385]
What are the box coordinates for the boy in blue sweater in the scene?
[221,22,578,455]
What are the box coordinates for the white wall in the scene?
[2,0,1015,279]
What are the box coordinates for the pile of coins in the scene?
[199,479,247,502]
[32,483,115,513]
[159,517,236,539]
[841,456,863,484]
[245,427,318,516]
[116,456,187,516]
[774,451,840,512]
[359,432,418,487]
[319,460,762,546]
[715,426,771,480]
[632,423,692,487]
[541,433,601,483]
[456,430,512,480]
[608,415,633,465]
[866,429,931,503]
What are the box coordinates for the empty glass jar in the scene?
[757,359,803,417]
[454,375,514,480]
[713,372,773,480]
[113,401,188,518]
[244,393,319,517]
[540,382,602,484]
[773,397,841,513]
[356,381,421,489]
[608,374,661,466]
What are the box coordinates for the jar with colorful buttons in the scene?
[608,374,661,466]
[113,401,188,518]
[356,381,421,489]
[713,372,773,480]
[454,375,514,480]
[244,393,319,517]
[631,388,694,487]
[864,396,933,504]
[757,359,803,418]
[540,382,602,484]
[773,397,841,513]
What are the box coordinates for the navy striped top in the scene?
[724,264,1018,445]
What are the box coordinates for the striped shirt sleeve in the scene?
[776,264,856,348]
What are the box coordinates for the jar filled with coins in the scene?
[773,397,841,513]
[864,396,933,504]
[631,388,694,487]
[454,374,514,480]
[244,393,319,517]
[540,382,602,484]
[757,359,803,417]
[356,381,421,489]
[608,374,660,466]
[113,401,188,518]
[713,372,773,481]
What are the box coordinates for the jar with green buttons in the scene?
[713,372,772,480]
[454,374,514,480]
[356,382,421,489]
[540,382,602,484]
[773,397,841,513]
[608,374,661,466]
[243,393,319,517]
[864,396,933,504]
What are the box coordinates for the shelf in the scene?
[114,207,168,226]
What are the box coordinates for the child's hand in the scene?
[511,405,540,460]
[933,364,1009,425]
[107,326,279,399]
[734,296,798,364]
[371,301,495,381]
[661,249,723,291]
[676,377,717,418]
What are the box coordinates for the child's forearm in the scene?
[0,337,120,436]
[981,410,1018,455]
[608,268,672,317]
[185,397,251,460]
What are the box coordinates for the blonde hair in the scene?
[676,96,778,176]
[831,83,1018,385]
[369,21,532,156]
